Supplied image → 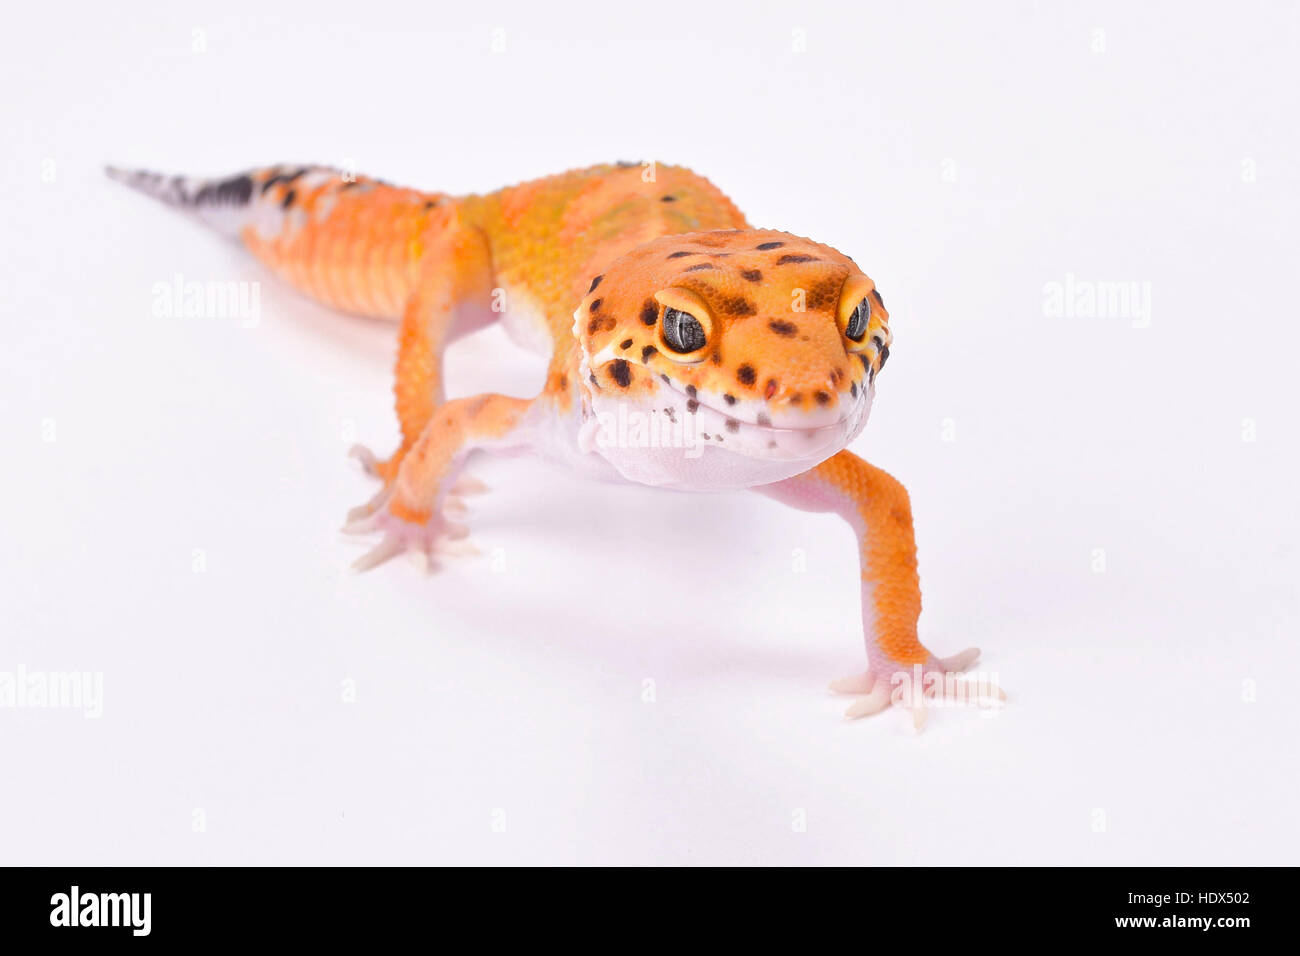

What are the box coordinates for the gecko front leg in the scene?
[346,393,533,570]
[758,451,1004,728]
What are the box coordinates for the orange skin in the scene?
[116,161,1001,723]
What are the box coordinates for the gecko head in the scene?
[574,229,891,490]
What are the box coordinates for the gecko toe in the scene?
[352,534,408,572]
[843,682,892,719]
[349,443,381,476]
[450,474,489,496]
[936,647,981,672]
[829,672,875,695]
[343,487,392,531]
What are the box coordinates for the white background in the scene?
[2,0,1297,865]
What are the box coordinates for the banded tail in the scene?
[108,163,453,319]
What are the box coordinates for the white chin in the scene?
[598,443,837,490]
[586,388,873,491]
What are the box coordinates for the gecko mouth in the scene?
[655,377,867,460]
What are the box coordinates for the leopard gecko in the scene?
[108,161,1002,726]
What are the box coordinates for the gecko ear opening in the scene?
[653,287,714,363]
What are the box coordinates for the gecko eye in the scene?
[844,298,870,342]
[662,307,707,353]
[836,276,882,353]
[653,288,713,362]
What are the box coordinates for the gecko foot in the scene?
[830,648,1005,729]
[350,444,488,498]
[342,488,474,572]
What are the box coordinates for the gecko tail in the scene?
[106,164,332,240]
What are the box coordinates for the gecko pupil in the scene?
[845,297,870,341]
[662,307,706,353]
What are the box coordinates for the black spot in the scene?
[756,241,784,250]
[725,419,740,433]
[814,390,832,406]
[878,345,890,369]
[756,412,772,427]
[701,432,711,440]
[859,354,871,372]
[667,250,695,259]
[615,160,640,168]
[871,288,886,309]
[589,298,603,313]
[850,382,858,398]
[807,275,845,309]
[260,167,309,194]
[740,269,762,282]
[685,385,697,398]
[620,338,633,350]
[661,195,677,202]
[768,320,797,337]
[686,399,699,413]
[281,188,298,208]
[642,345,658,362]
[610,360,632,387]
[776,254,817,265]
[718,295,757,316]
[710,350,722,365]
[737,364,756,386]
[588,275,604,293]
[723,393,736,405]
[422,200,437,210]
[589,372,599,386]
[640,300,660,326]
[683,263,714,272]
[660,374,670,384]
